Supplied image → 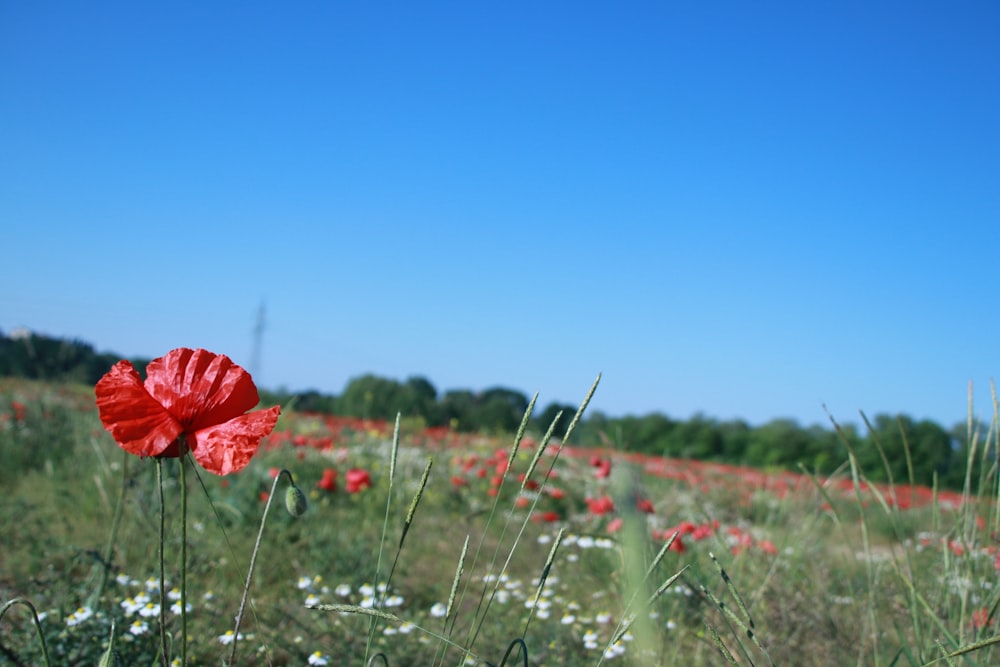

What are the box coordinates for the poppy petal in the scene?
[95,360,183,457]
[189,406,281,475]
[144,348,260,431]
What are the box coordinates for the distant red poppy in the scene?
[317,468,338,492]
[345,468,372,493]
[590,455,612,479]
[635,498,655,514]
[586,495,615,516]
[95,348,280,476]
[972,608,992,630]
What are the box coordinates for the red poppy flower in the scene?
[317,468,338,492]
[586,495,615,516]
[635,498,655,514]
[345,468,372,493]
[95,348,280,476]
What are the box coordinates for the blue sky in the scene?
[2,2,998,429]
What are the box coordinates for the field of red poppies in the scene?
[2,371,999,666]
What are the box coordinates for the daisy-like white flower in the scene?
[139,602,161,618]
[430,602,448,618]
[307,651,330,666]
[218,630,244,645]
[121,597,142,616]
[167,588,182,601]
[334,583,351,597]
[65,607,94,627]
[304,593,321,607]
[171,600,193,615]
[129,619,149,636]
[603,640,626,659]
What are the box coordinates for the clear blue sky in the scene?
[2,2,998,429]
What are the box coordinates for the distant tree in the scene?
[293,389,339,414]
[940,420,989,489]
[665,413,722,460]
[404,376,443,425]
[0,332,130,384]
[534,401,577,437]
[718,419,752,461]
[338,374,408,420]
[441,389,477,430]
[473,387,530,433]
[634,413,676,455]
[744,418,814,469]
[857,414,953,486]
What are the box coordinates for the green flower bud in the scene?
[285,484,308,517]
[98,622,123,667]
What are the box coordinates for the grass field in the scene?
[1,376,999,666]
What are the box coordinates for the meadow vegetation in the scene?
[0,331,972,489]
[1,344,999,665]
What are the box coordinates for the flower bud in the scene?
[285,484,308,517]
[98,623,123,667]
[98,648,123,667]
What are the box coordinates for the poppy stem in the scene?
[179,439,189,666]
[156,457,169,667]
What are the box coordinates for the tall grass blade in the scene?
[0,598,52,667]
[228,469,303,665]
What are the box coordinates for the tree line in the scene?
[0,330,982,489]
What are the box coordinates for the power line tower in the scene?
[250,301,266,380]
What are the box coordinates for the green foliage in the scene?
[337,374,445,424]
[0,330,976,489]
[0,381,92,485]
[0,331,145,385]
[3,376,1000,666]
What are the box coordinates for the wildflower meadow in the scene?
[2,347,1000,666]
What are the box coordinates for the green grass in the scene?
[1,376,999,666]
